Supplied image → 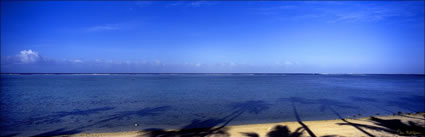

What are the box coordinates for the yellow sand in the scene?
[68,113,424,137]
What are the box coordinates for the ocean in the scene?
[1,74,424,136]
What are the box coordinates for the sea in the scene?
[1,74,424,136]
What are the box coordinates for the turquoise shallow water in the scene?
[1,74,424,136]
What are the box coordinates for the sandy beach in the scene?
[2,0,425,136]
[66,113,424,137]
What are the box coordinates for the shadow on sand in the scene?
[278,97,317,137]
[241,125,304,137]
[140,100,270,137]
[141,118,231,137]
[24,97,425,137]
[337,116,425,136]
[140,99,338,137]
[278,97,376,137]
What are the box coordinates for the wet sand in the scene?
[67,113,425,137]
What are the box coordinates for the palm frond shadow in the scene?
[25,107,115,125]
[0,133,20,137]
[278,97,324,137]
[267,125,304,137]
[240,132,260,137]
[142,119,231,137]
[312,98,374,137]
[91,106,172,126]
[337,116,425,136]
[241,125,337,137]
[230,100,271,115]
[140,100,271,137]
[278,97,375,137]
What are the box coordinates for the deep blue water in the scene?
[1,74,424,136]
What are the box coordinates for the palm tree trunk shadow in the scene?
[216,110,245,130]
[290,101,317,137]
[328,106,375,137]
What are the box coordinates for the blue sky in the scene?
[1,1,424,73]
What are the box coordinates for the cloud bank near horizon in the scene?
[1,49,302,73]
[1,49,422,74]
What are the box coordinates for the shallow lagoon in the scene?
[1,74,424,136]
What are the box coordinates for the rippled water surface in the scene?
[1,74,424,136]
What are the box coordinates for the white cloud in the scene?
[1,50,305,73]
[195,63,201,67]
[284,61,293,66]
[87,24,120,32]
[329,7,400,23]
[17,49,40,64]
[166,1,217,8]
[190,1,208,7]
[72,59,83,63]
[275,61,300,67]
[256,2,424,23]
